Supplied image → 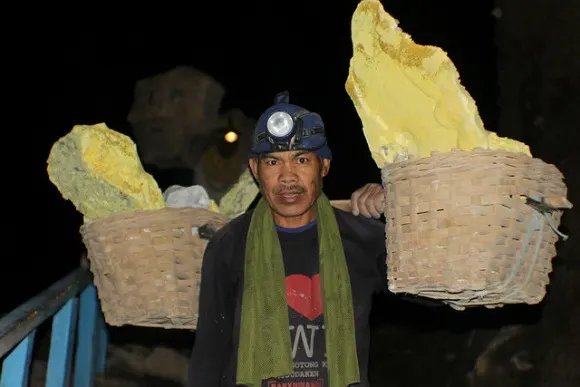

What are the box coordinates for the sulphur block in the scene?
[209,199,220,213]
[47,123,165,221]
[218,167,259,219]
[346,0,531,168]
[487,132,532,155]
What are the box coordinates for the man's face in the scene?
[249,150,330,223]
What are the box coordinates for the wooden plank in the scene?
[46,297,79,387]
[0,331,36,387]
[0,269,91,358]
[73,285,99,387]
[96,312,108,374]
[330,199,352,213]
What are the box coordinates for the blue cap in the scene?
[248,91,332,160]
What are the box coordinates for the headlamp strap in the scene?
[255,126,325,145]
[291,109,310,145]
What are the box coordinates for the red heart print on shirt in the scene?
[285,274,323,320]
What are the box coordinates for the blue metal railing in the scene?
[0,268,108,386]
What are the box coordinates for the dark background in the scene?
[9,0,501,314]
[6,0,580,385]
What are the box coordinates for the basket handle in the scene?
[542,196,573,210]
[523,195,573,213]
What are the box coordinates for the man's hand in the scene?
[351,183,386,219]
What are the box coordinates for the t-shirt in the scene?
[188,207,387,387]
[263,221,328,387]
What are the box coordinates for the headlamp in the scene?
[266,111,294,138]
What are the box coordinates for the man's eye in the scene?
[266,159,278,166]
[297,157,308,164]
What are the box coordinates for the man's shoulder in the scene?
[335,209,386,272]
[333,208,385,248]
[333,208,385,233]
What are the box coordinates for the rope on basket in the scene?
[444,194,568,310]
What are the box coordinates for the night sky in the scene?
[11,0,499,313]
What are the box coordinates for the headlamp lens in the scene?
[266,112,293,138]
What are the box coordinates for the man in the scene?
[188,92,387,387]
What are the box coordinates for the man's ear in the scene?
[249,158,259,180]
[320,158,330,178]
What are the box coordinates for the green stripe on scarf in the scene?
[237,193,360,387]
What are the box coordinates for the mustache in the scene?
[273,185,306,195]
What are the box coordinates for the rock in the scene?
[192,108,257,201]
[29,360,48,387]
[96,376,141,387]
[127,65,258,200]
[47,123,165,221]
[466,325,532,387]
[163,185,211,210]
[104,344,188,385]
[105,344,149,376]
[127,66,225,168]
[143,347,189,384]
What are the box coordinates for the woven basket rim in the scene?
[394,148,531,165]
[81,207,230,231]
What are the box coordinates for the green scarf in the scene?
[236,193,360,387]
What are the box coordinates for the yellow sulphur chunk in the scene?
[346,0,531,167]
[209,199,220,213]
[218,167,260,219]
[47,123,165,221]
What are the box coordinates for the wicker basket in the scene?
[80,208,229,329]
[382,148,570,310]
